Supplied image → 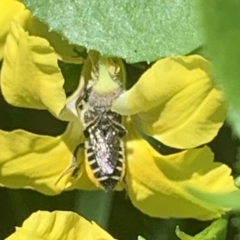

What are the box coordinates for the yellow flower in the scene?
[0,13,237,220]
[0,0,84,63]
[6,210,115,240]
[0,0,24,60]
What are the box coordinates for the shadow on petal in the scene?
[125,120,237,220]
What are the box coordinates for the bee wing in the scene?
[88,126,120,175]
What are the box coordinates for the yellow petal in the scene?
[0,0,25,59]
[12,8,31,29]
[1,20,66,117]
[6,211,115,240]
[64,76,86,119]
[113,55,226,149]
[125,120,236,220]
[0,121,97,195]
[113,55,213,114]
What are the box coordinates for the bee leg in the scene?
[107,117,127,137]
[122,175,129,200]
[71,143,85,178]
[55,143,84,185]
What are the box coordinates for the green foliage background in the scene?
[20,0,201,62]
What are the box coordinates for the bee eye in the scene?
[83,129,89,138]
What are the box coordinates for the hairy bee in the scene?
[74,65,126,191]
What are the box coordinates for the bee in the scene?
[73,63,127,191]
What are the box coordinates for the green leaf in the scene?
[176,218,228,240]
[20,0,201,63]
[198,1,240,137]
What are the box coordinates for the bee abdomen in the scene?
[86,143,124,191]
